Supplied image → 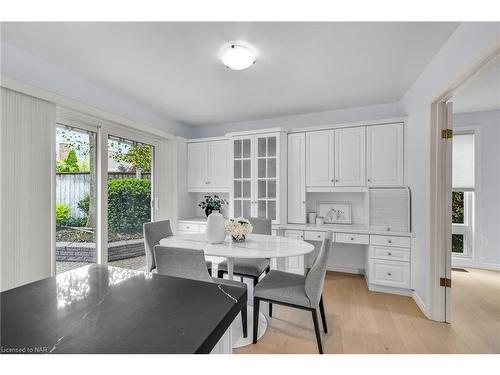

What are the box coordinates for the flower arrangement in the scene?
[198,195,228,217]
[225,217,253,242]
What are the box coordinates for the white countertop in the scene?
[178,217,413,237]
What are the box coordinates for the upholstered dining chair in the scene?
[143,220,212,273]
[252,231,332,353]
[154,245,248,338]
[217,217,272,286]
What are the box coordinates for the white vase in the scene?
[206,212,226,244]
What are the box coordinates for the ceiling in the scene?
[1,22,459,127]
[453,52,500,114]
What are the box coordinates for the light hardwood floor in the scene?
[235,269,500,354]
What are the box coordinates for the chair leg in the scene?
[269,302,273,317]
[311,309,323,354]
[319,295,328,333]
[265,266,270,274]
[253,277,258,287]
[217,270,224,279]
[241,304,248,338]
[253,298,260,344]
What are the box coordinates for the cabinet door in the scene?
[208,140,229,190]
[255,135,278,222]
[284,230,305,275]
[306,130,334,187]
[367,123,404,186]
[187,142,208,190]
[288,133,306,223]
[335,127,366,186]
[232,138,253,219]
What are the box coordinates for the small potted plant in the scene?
[198,195,228,217]
[225,217,253,242]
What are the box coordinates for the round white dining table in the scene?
[159,232,315,348]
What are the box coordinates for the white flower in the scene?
[225,217,253,237]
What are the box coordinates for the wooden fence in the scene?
[56,172,151,218]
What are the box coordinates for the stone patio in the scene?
[56,255,146,274]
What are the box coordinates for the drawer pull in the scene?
[387,272,392,276]
[388,240,392,244]
[388,252,392,256]
[317,235,321,239]
[350,237,354,241]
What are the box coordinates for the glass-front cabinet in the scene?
[230,131,286,224]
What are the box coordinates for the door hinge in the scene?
[440,277,451,287]
[441,129,453,139]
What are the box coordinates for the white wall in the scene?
[1,41,196,139]
[400,23,500,311]
[192,102,405,138]
[453,110,500,269]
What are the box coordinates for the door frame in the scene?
[427,45,500,322]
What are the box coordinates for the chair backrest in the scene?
[305,231,332,307]
[143,220,173,272]
[154,245,212,283]
[248,217,272,235]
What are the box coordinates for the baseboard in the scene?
[326,265,364,275]
[367,283,413,296]
[412,290,430,318]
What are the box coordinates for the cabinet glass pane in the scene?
[258,179,266,198]
[452,234,464,253]
[242,180,251,198]
[258,159,266,178]
[234,160,242,179]
[234,180,241,198]
[267,158,276,178]
[243,160,251,178]
[234,140,242,159]
[268,180,276,198]
[242,200,251,218]
[234,200,242,217]
[268,137,276,157]
[258,138,266,157]
[268,200,276,220]
[243,139,251,158]
[258,200,266,218]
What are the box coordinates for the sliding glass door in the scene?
[107,135,154,270]
[55,125,98,274]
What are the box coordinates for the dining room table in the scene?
[159,232,315,348]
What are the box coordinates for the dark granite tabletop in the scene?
[0,264,246,354]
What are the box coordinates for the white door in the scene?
[367,123,404,186]
[208,140,229,191]
[288,133,306,223]
[335,127,366,186]
[254,134,279,223]
[232,137,253,219]
[187,142,208,190]
[284,230,305,275]
[306,130,334,187]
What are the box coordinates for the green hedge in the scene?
[108,178,151,234]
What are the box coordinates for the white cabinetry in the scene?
[335,126,366,186]
[230,132,287,224]
[287,133,306,223]
[187,140,229,192]
[306,130,334,187]
[366,123,404,186]
[284,230,305,275]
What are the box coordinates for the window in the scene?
[451,132,475,257]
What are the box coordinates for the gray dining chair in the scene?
[252,230,332,353]
[143,220,212,273]
[217,217,272,286]
[154,245,248,338]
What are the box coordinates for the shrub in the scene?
[56,149,80,173]
[56,203,71,225]
[59,217,88,227]
[78,194,90,216]
[107,178,151,234]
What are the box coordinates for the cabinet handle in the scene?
[388,240,392,244]
[387,272,392,276]
[302,201,306,204]
[335,179,339,182]
[388,252,392,256]
[350,237,354,241]
[330,179,334,183]
[367,179,371,182]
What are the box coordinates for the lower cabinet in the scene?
[283,230,305,275]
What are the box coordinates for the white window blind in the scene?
[452,133,475,190]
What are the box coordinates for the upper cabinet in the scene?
[187,140,229,192]
[306,130,334,187]
[288,133,306,223]
[230,132,287,224]
[335,127,366,186]
[366,123,404,186]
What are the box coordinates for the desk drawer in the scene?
[370,235,410,248]
[304,231,325,242]
[369,259,410,289]
[369,246,410,262]
[335,233,369,245]
[177,222,200,232]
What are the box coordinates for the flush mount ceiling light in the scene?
[221,44,256,70]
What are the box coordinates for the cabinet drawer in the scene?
[369,246,410,262]
[369,259,410,289]
[304,231,325,242]
[370,235,410,248]
[335,232,369,245]
[177,222,200,232]
[199,224,206,233]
